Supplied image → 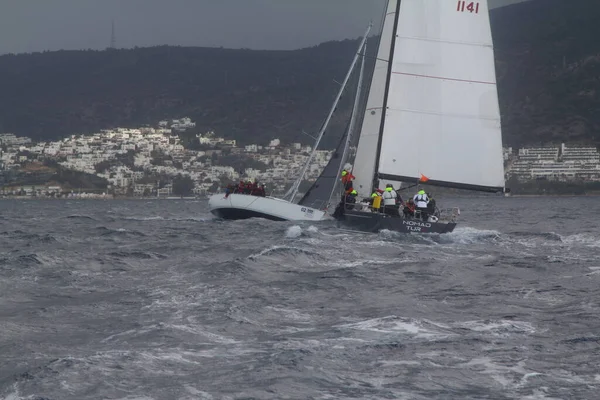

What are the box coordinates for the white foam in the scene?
[264,306,313,323]
[445,226,502,244]
[561,233,600,248]
[519,389,561,400]
[123,216,164,221]
[463,357,532,388]
[167,324,240,344]
[336,315,451,339]
[1,384,21,400]
[285,225,303,238]
[307,225,319,233]
[456,319,536,335]
[184,386,214,399]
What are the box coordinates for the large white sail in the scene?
[351,0,398,197]
[377,0,505,192]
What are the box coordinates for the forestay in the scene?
[377,0,505,192]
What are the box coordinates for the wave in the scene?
[95,226,147,237]
[336,315,454,340]
[441,227,502,244]
[560,233,600,248]
[0,253,44,267]
[247,245,322,260]
[121,216,164,221]
[64,214,97,221]
[0,230,58,243]
[508,231,563,242]
[454,319,537,336]
[108,251,167,260]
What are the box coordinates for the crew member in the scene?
[370,191,382,213]
[382,184,399,216]
[345,189,358,210]
[427,192,437,216]
[413,189,429,220]
[341,169,355,193]
[403,198,416,217]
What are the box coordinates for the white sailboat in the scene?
[208,25,371,222]
[335,0,506,234]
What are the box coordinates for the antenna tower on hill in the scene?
[109,20,116,49]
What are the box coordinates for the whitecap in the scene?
[456,319,536,336]
[336,315,452,340]
[285,225,303,238]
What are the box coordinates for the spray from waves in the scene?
[370,226,502,247]
[286,225,303,238]
[438,227,502,245]
[284,225,321,239]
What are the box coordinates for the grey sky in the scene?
[0,0,528,55]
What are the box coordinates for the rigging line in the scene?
[392,71,496,86]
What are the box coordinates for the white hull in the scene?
[208,194,327,221]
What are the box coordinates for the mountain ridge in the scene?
[0,0,598,148]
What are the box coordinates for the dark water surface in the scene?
[1,197,599,400]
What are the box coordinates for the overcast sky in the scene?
[0,0,529,55]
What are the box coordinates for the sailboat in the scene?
[208,26,371,222]
[334,0,506,234]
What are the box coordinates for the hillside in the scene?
[0,0,599,148]
[0,40,367,149]
[491,0,600,146]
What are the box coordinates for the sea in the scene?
[1,196,599,400]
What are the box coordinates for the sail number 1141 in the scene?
[457,1,480,14]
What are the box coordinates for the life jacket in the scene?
[414,192,429,208]
[372,195,382,209]
[341,171,355,184]
[382,188,397,206]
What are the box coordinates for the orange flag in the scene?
[419,174,429,183]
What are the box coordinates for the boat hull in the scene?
[208,193,327,221]
[336,209,456,234]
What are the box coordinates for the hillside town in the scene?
[0,118,332,198]
[1,117,600,198]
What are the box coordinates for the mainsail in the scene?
[375,0,505,192]
[351,0,399,197]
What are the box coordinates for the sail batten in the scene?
[392,71,496,86]
[375,0,505,192]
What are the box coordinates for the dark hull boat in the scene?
[337,209,457,234]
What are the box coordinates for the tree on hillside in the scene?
[172,174,195,196]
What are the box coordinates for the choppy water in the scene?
[1,196,599,400]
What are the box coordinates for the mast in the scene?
[372,0,402,191]
[286,23,372,203]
